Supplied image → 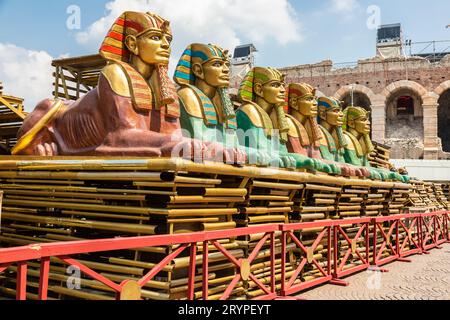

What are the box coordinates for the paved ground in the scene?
[300,243,450,300]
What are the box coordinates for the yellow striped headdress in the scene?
[238,67,285,103]
[99,11,179,118]
[174,43,235,125]
[343,106,374,155]
[287,83,322,147]
[238,67,289,141]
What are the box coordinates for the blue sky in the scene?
[1,0,450,109]
[1,0,450,65]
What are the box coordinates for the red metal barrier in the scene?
[397,214,422,260]
[0,212,449,300]
[0,225,279,301]
[445,212,450,242]
[332,218,371,283]
[421,211,448,252]
[202,226,279,300]
[280,221,333,296]
[371,216,400,268]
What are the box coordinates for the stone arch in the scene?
[334,84,377,103]
[433,80,450,97]
[382,80,428,105]
[334,85,375,135]
[435,82,450,153]
[384,80,428,159]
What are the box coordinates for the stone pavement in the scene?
[300,243,450,300]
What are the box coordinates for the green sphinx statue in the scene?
[285,83,349,175]
[235,67,325,170]
[342,106,409,182]
[174,43,271,165]
[317,96,370,178]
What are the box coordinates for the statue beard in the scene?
[362,132,375,155]
[308,116,322,147]
[155,64,180,118]
[275,104,290,134]
[218,87,236,121]
[335,125,348,149]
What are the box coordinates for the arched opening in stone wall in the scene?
[341,92,372,111]
[438,89,450,153]
[385,88,424,159]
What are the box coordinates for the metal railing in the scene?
[0,212,448,300]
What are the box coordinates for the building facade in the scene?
[280,55,450,160]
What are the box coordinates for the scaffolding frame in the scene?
[0,83,27,154]
[52,54,107,101]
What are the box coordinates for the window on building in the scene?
[396,96,414,116]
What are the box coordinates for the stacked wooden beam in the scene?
[0,158,414,300]
[442,183,450,201]
[424,182,442,211]
[0,159,248,300]
[337,184,368,218]
[288,176,342,285]
[0,87,27,155]
[292,177,342,222]
[406,180,430,213]
[368,142,391,170]
[235,174,300,299]
[386,183,411,215]
[365,186,389,217]
[431,183,449,210]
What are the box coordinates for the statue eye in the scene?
[150,35,161,41]
[213,62,222,67]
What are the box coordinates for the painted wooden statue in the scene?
[13,11,206,159]
[342,106,409,182]
[173,43,268,165]
[317,96,370,178]
[236,67,327,170]
[285,83,347,175]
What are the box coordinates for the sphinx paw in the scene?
[235,149,247,165]
[281,156,296,169]
[36,143,58,156]
[256,152,271,166]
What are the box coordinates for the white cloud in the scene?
[0,43,54,112]
[330,0,359,13]
[76,0,302,74]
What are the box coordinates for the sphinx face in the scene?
[262,80,286,105]
[326,108,344,127]
[354,116,371,135]
[297,95,318,117]
[135,30,173,65]
[202,58,230,88]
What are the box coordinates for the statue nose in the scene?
[161,37,170,49]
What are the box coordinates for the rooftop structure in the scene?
[0,82,27,154]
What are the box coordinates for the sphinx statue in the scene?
[173,43,261,165]
[13,11,205,159]
[236,67,322,170]
[317,96,370,178]
[342,106,408,182]
[285,83,342,175]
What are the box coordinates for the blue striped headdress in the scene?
[318,96,347,148]
[174,44,236,127]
